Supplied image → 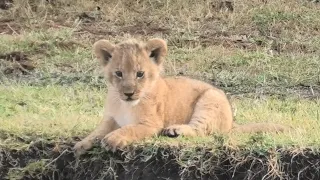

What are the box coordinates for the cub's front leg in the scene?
[73,117,118,156]
[101,124,162,151]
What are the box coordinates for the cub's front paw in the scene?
[161,125,197,138]
[101,131,130,152]
[73,140,93,157]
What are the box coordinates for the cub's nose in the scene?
[124,92,134,97]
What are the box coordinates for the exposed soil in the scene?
[1,140,320,180]
[0,51,36,75]
[0,0,13,10]
[0,18,21,35]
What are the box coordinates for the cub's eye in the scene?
[115,71,123,78]
[137,71,144,78]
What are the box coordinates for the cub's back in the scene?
[163,76,223,96]
[161,76,226,126]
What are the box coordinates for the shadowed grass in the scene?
[1,29,319,96]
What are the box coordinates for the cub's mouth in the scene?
[122,96,140,102]
[126,97,135,101]
[123,98,140,106]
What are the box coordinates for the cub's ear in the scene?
[145,38,167,65]
[93,40,115,66]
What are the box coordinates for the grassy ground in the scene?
[1,0,320,179]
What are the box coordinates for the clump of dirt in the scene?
[0,18,21,35]
[0,0,13,10]
[78,12,96,23]
[0,52,36,75]
[121,23,171,36]
[77,21,171,38]
[210,0,234,12]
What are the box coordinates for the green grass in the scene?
[1,1,320,179]
[0,85,103,139]
[0,84,319,150]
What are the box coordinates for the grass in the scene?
[0,0,319,148]
[1,84,319,149]
[0,0,320,179]
[0,85,103,138]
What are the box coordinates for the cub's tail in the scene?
[231,122,292,133]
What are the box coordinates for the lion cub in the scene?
[73,38,290,156]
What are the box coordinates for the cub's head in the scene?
[93,38,167,104]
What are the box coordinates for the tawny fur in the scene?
[73,38,291,156]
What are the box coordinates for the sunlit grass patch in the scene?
[0,85,105,142]
[1,84,319,150]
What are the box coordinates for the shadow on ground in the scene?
[1,140,320,180]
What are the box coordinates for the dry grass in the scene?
[1,1,320,179]
[0,0,319,148]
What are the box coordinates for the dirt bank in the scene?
[1,140,320,180]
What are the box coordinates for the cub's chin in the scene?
[122,99,140,106]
